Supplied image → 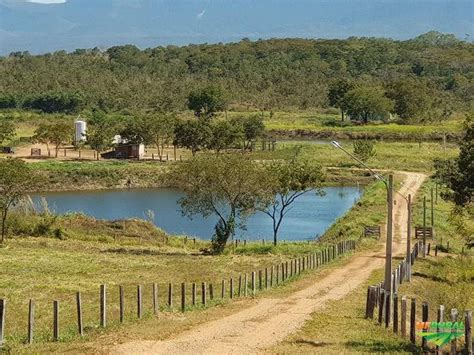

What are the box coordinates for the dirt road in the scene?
[113,172,426,354]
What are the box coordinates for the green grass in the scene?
[256,140,459,172]
[270,268,420,354]
[411,179,474,253]
[225,110,464,137]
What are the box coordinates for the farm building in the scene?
[101,143,145,159]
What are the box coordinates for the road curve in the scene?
[112,172,426,355]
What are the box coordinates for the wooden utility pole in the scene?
[423,196,427,257]
[384,175,394,295]
[406,194,412,282]
[431,188,434,227]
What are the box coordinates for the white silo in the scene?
[74,120,87,144]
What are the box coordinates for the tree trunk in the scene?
[55,146,59,158]
[341,109,344,121]
[96,151,100,160]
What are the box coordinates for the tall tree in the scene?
[434,116,473,206]
[33,122,72,158]
[0,159,38,243]
[166,154,265,254]
[209,120,243,153]
[342,87,394,123]
[86,114,118,160]
[232,115,265,150]
[386,79,432,122]
[258,148,325,245]
[328,79,355,121]
[173,120,213,156]
[188,86,227,119]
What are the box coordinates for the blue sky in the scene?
[0,0,472,54]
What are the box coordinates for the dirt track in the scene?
[112,172,426,354]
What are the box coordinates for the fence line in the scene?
[365,241,473,354]
[0,239,357,346]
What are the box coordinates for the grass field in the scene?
[0,172,389,351]
[225,110,464,138]
[258,140,459,172]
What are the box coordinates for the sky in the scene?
[0,0,472,55]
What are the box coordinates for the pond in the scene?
[31,186,362,241]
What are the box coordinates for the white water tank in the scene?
[74,120,87,144]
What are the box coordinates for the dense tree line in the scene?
[0,32,473,120]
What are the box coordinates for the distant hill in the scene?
[0,0,472,55]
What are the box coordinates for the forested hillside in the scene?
[1,32,473,120]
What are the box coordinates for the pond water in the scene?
[31,186,362,241]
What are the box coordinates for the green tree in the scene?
[209,120,243,153]
[434,117,473,206]
[33,122,72,157]
[353,140,377,162]
[328,79,355,121]
[0,121,16,145]
[173,120,213,156]
[188,86,227,119]
[234,115,266,150]
[0,158,38,243]
[87,114,118,160]
[166,154,265,253]
[342,87,394,123]
[386,79,432,121]
[258,148,325,245]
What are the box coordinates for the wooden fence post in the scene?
[53,300,59,341]
[0,299,5,346]
[221,280,226,299]
[401,297,407,338]
[451,308,458,355]
[181,283,186,312]
[152,283,158,315]
[270,266,274,287]
[385,292,391,328]
[244,274,248,297]
[465,310,472,355]
[265,268,268,289]
[393,293,399,334]
[202,282,207,306]
[410,298,416,344]
[28,299,35,344]
[436,305,444,355]
[119,286,125,323]
[251,272,256,295]
[230,278,234,299]
[100,284,106,327]
[209,283,214,300]
[137,285,143,319]
[76,292,83,336]
[238,275,242,297]
[378,289,385,324]
[168,283,173,308]
[192,283,197,306]
[258,270,263,290]
[366,286,376,319]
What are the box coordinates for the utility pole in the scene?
[406,194,412,282]
[385,174,394,293]
[431,188,434,227]
[423,196,427,257]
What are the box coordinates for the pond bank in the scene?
[31,161,373,193]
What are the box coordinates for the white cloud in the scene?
[27,0,66,4]
[197,9,206,20]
